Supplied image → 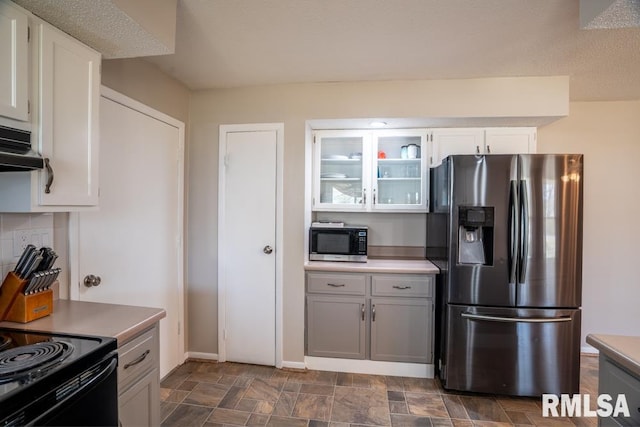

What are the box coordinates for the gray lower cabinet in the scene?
[306,271,434,363]
[598,355,640,427]
[370,297,432,363]
[307,295,366,359]
[118,324,161,427]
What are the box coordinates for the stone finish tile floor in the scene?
[160,355,599,427]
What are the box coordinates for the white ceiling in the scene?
[14,0,640,101]
[141,0,640,101]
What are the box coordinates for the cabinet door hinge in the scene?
[177,322,181,335]
[27,100,30,115]
[312,197,315,206]
[27,26,30,42]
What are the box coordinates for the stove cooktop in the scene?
[0,327,117,419]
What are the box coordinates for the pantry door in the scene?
[218,124,283,367]
[71,87,185,378]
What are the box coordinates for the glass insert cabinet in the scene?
[312,129,429,212]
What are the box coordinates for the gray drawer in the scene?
[371,274,434,297]
[118,326,158,392]
[307,272,366,295]
[599,356,640,426]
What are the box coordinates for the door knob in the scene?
[263,245,273,254]
[84,274,102,287]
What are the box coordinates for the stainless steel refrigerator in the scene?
[428,154,583,397]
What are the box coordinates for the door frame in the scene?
[69,85,185,364]
[218,123,284,368]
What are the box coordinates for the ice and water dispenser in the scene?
[458,206,494,265]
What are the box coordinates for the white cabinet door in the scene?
[313,129,429,212]
[484,127,536,154]
[431,128,485,166]
[36,21,100,206]
[313,130,371,211]
[372,129,429,211]
[0,0,28,121]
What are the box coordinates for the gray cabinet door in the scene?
[307,295,366,359]
[370,297,432,363]
[119,368,160,427]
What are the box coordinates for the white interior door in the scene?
[219,125,281,366]
[73,88,184,378]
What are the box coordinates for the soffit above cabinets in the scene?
[12,0,177,59]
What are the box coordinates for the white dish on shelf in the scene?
[321,173,348,179]
[324,155,349,160]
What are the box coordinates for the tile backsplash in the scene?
[0,213,54,278]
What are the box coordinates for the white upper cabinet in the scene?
[430,128,485,166]
[313,129,429,213]
[371,129,429,212]
[35,20,100,207]
[0,0,28,122]
[0,9,101,212]
[484,127,536,155]
[430,127,537,166]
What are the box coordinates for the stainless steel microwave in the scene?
[309,226,368,262]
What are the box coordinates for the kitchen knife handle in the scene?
[44,158,54,194]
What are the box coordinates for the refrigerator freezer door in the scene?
[443,304,581,396]
[517,154,583,308]
[448,155,517,306]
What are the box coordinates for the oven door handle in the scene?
[461,313,572,323]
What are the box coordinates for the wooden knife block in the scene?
[0,271,53,323]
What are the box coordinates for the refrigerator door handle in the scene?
[461,312,572,323]
[518,179,529,283]
[508,180,518,283]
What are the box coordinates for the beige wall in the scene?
[538,100,640,347]
[187,76,571,362]
[101,58,190,123]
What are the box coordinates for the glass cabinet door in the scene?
[313,131,370,210]
[372,130,428,211]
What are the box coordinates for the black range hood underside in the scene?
[0,125,44,172]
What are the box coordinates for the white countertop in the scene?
[305,258,440,274]
[0,299,166,345]
[586,334,640,377]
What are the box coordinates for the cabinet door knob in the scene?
[263,245,273,254]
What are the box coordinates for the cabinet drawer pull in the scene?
[124,349,150,369]
[327,283,345,287]
[392,285,412,290]
[361,303,365,321]
[372,304,376,322]
[44,158,54,194]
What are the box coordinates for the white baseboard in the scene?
[186,352,219,361]
[281,360,306,370]
[305,356,434,378]
[581,345,598,355]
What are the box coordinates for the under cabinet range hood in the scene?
[0,125,44,172]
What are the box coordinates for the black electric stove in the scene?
[0,328,118,426]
